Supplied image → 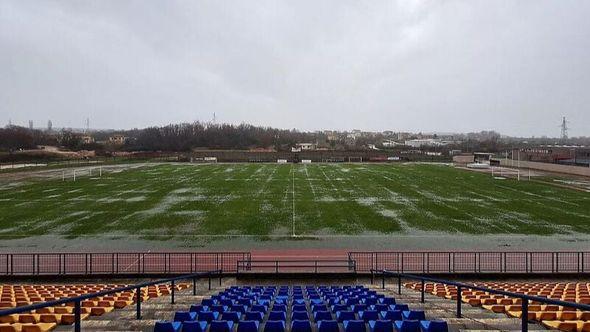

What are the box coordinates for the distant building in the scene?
[404,138,444,148]
[108,134,127,145]
[81,135,94,144]
[453,154,475,164]
[295,143,316,151]
[382,139,403,148]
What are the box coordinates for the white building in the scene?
[404,138,444,148]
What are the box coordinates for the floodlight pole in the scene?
[292,165,295,237]
[73,170,76,181]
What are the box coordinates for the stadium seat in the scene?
[360,310,379,322]
[244,311,264,322]
[272,304,287,312]
[291,320,313,332]
[337,311,356,322]
[292,304,307,312]
[381,311,402,321]
[197,311,218,322]
[317,320,340,332]
[391,305,409,312]
[221,311,241,323]
[263,320,285,332]
[419,320,448,332]
[237,320,259,332]
[394,320,420,332]
[402,311,425,320]
[251,305,267,314]
[189,305,208,313]
[333,304,349,312]
[314,311,333,322]
[268,311,286,321]
[154,321,182,332]
[292,311,309,321]
[344,320,367,332]
[209,320,234,332]
[181,321,208,332]
[174,311,197,322]
[369,320,394,332]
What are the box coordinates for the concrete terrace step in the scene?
[369,284,551,332]
[54,280,226,332]
[55,279,555,332]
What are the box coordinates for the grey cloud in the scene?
[1,0,589,136]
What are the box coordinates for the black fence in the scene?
[373,270,590,332]
[236,259,357,274]
[349,251,590,274]
[0,270,222,332]
[0,252,250,275]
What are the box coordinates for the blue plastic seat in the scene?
[231,305,248,314]
[174,311,197,322]
[394,320,420,332]
[237,320,260,332]
[314,311,333,322]
[201,299,215,306]
[364,298,378,305]
[221,311,241,323]
[402,311,425,321]
[381,298,396,305]
[264,320,286,332]
[291,320,312,332]
[268,311,287,321]
[333,304,349,312]
[209,320,234,332]
[312,304,328,312]
[197,311,219,323]
[154,321,182,332]
[189,305,208,313]
[292,304,307,312]
[369,320,393,332]
[273,304,287,312]
[381,311,402,321]
[251,305,267,313]
[374,304,389,312]
[344,320,367,332]
[419,320,448,332]
[317,320,339,332]
[244,311,264,322]
[337,311,356,322]
[390,304,409,311]
[220,299,234,307]
[182,321,208,332]
[291,311,310,321]
[237,298,252,306]
[353,305,368,313]
[360,310,379,322]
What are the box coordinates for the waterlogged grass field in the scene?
[0,163,589,240]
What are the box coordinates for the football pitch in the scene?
[1,162,589,243]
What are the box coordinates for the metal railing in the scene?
[0,252,251,276]
[0,270,222,332]
[350,251,590,274]
[371,269,590,332]
[236,259,357,274]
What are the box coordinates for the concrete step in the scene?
[369,284,550,332]
[55,279,554,332]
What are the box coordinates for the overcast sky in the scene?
[1,1,589,137]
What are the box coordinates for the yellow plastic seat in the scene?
[20,323,56,332]
[543,320,578,332]
[0,323,23,332]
